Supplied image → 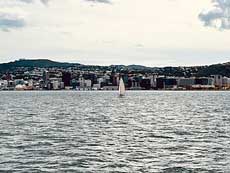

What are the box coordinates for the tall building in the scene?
[62,72,71,87]
[43,70,49,82]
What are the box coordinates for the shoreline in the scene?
[0,89,229,92]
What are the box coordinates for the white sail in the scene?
[119,78,125,96]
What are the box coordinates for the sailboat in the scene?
[119,77,125,97]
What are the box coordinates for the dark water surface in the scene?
[0,91,230,172]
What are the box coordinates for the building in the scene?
[85,79,92,88]
[62,72,71,87]
[78,78,92,90]
[102,86,118,90]
[223,77,230,88]
[71,79,78,89]
[52,81,60,90]
[212,75,223,88]
[43,70,49,82]
[49,78,62,90]
[15,79,24,86]
[195,78,214,86]
[92,84,101,90]
[156,77,177,89]
[140,78,151,90]
[0,80,8,90]
[164,78,177,89]
[156,77,165,89]
[178,78,195,89]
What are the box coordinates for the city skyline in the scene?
[1,0,230,66]
[1,59,230,91]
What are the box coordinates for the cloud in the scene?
[20,0,109,4]
[40,0,50,5]
[16,0,50,5]
[84,0,111,4]
[199,0,230,30]
[0,0,110,32]
[18,0,34,3]
[0,0,50,31]
[0,12,26,31]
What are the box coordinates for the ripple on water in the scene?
[0,91,230,172]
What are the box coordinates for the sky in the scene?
[0,0,230,66]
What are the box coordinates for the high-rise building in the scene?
[62,72,71,87]
[43,70,49,82]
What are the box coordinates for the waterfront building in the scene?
[15,79,25,86]
[8,80,15,90]
[61,82,65,89]
[156,77,177,89]
[130,78,140,89]
[85,79,92,88]
[212,75,223,88]
[79,77,85,88]
[71,79,78,89]
[178,78,195,89]
[191,84,215,90]
[149,75,157,88]
[97,78,104,85]
[49,78,62,90]
[0,80,8,90]
[164,78,177,89]
[102,86,118,90]
[223,77,230,88]
[140,78,151,90]
[195,78,214,86]
[62,72,71,87]
[52,81,60,90]
[92,84,101,90]
[156,77,165,89]
[78,77,92,89]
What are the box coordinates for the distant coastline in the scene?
[0,59,229,91]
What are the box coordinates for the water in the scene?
[0,91,230,172]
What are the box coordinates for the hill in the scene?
[196,63,230,77]
[0,59,229,77]
[0,59,81,71]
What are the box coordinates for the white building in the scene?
[78,78,92,89]
[52,81,60,90]
[60,82,65,89]
[150,75,157,88]
[97,78,104,85]
[212,75,223,88]
[103,74,110,81]
[79,77,84,88]
[92,84,101,90]
[223,77,230,88]
[0,80,8,90]
[85,79,92,88]
[50,78,62,90]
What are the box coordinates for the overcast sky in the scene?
[0,0,230,66]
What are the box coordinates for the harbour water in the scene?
[0,91,230,172]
